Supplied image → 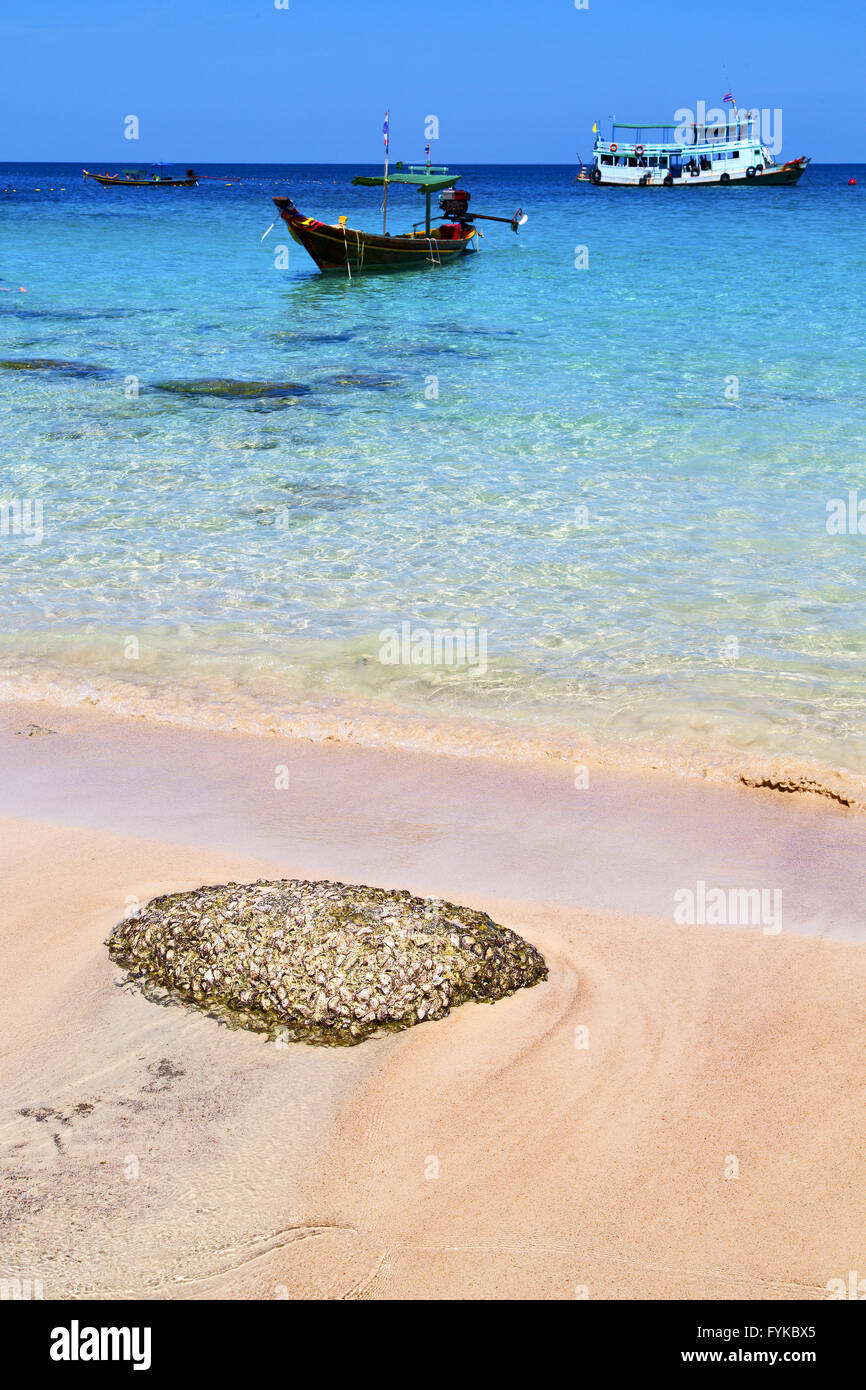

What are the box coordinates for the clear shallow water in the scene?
[1,162,865,782]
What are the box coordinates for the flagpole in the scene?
[383,109,389,234]
[723,67,739,137]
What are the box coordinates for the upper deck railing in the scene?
[599,118,759,150]
[595,138,760,157]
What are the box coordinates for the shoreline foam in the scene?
[2,662,865,814]
[4,691,866,941]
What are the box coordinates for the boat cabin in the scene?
[589,119,770,187]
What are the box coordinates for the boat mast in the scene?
[723,67,740,138]
[383,110,390,233]
[424,142,432,234]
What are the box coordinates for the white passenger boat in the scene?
[580,108,809,188]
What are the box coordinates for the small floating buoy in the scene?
[848,178,857,185]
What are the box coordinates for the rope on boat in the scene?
[341,226,364,279]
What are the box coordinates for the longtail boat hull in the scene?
[83,170,198,187]
[273,197,477,273]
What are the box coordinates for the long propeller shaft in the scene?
[468,211,523,225]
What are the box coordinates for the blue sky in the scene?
[0,0,859,163]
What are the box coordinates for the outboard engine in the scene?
[438,188,471,221]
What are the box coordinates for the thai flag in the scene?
[723,93,735,103]
[383,113,389,149]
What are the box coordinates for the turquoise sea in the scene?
[1,162,864,785]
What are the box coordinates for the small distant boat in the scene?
[273,143,525,274]
[581,105,809,188]
[83,164,198,187]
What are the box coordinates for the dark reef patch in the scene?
[319,371,402,390]
[266,329,355,344]
[151,377,312,401]
[0,358,114,378]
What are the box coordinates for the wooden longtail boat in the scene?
[273,164,525,274]
[83,166,198,187]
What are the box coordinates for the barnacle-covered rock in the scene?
[107,880,547,1046]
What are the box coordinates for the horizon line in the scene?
[1,158,858,167]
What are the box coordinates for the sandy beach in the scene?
[2,695,865,1300]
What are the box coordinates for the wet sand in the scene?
[2,696,865,1298]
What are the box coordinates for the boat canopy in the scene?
[351,163,465,234]
[608,119,755,145]
[352,166,460,192]
[611,124,683,142]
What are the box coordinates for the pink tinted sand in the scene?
[1,696,865,1298]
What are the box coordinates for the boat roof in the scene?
[352,165,460,192]
[610,120,753,139]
